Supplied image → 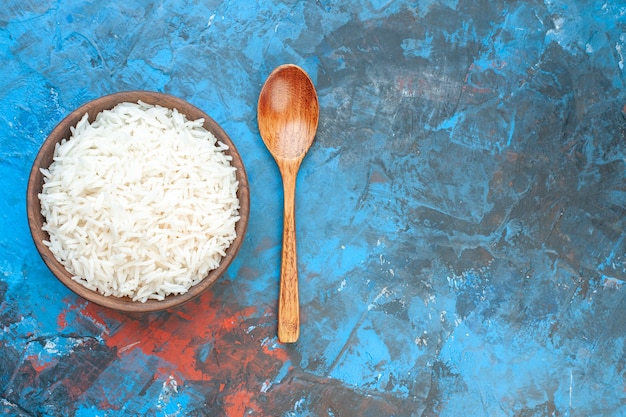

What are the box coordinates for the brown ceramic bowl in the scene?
[26,91,250,312]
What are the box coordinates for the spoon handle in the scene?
[278,167,300,343]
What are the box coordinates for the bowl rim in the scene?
[26,90,250,312]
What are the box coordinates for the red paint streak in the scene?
[56,297,205,380]
[58,298,113,335]
[69,291,276,383]
[56,295,74,329]
[155,369,184,388]
[57,309,68,328]
[64,378,89,402]
[222,386,261,416]
[27,354,53,373]
[261,340,289,363]
[97,389,120,411]
[100,298,223,380]
[172,310,194,321]
[55,289,293,416]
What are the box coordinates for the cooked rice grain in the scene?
[39,101,240,302]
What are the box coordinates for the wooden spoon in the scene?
[257,64,319,343]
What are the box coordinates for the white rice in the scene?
[39,101,240,302]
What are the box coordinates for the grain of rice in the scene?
[39,101,240,302]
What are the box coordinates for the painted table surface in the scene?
[2,0,626,416]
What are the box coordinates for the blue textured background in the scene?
[2,1,626,416]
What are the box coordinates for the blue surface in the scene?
[2,0,626,416]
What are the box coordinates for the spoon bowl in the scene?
[258,64,319,343]
[258,66,319,161]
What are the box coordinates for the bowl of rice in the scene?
[26,91,250,312]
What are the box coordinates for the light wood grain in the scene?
[257,65,319,343]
